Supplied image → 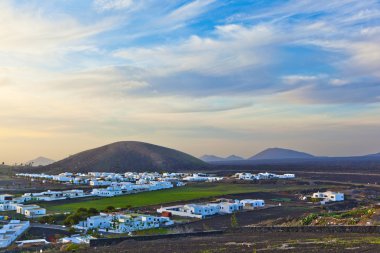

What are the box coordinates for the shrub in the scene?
[301,213,318,225]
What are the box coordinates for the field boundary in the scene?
[233,225,380,233]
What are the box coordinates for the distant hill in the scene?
[26,157,55,167]
[200,155,224,162]
[367,152,380,157]
[249,148,315,160]
[31,141,207,174]
[200,155,244,162]
[225,155,244,161]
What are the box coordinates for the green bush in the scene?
[301,213,318,225]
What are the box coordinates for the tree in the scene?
[231,213,239,228]
[88,207,99,215]
[103,206,116,213]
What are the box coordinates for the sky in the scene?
[1,0,380,163]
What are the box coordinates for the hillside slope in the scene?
[32,141,207,173]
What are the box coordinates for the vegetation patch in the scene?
[271,198,292,202]
[299,207,376,226]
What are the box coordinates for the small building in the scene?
[219,201,242,214]
[240,199,265,208]
[60,235,94,244]
[0,195,13,203]
[91,186,123,197]
[312,191,345,202]
[74,213,173,233]
[16,204,41,215]
[24,208,46,218]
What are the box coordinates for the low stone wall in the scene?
[89,230,223,247]
[232,226,380,233]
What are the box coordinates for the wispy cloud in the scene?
[114,24,277,76]
[93,0,134,12]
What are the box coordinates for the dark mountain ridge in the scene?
[27,141,207,174]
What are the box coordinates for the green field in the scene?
[44,183,332,213]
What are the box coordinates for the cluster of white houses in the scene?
[234,172,295,180]
[0,194,46,218]
[16,172,222,185]
[0,220,30,248]
[0,180,181,218]
[157,199,265,219]
[74,213,173,233]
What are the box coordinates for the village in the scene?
[0,170,358,251]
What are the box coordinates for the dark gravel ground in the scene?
[79,231,380,253]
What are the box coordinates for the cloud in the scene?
[330,79,349,86]
[94,0,134,12]
[114,24,277,76]
[165,0,217,26]
[282,75,319,85]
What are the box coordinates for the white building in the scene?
[0,194,13,203]
[0,220,30,248]
[24,208,46,218]
[235,172,296,180]
[0,203,17,212]
[183,174,209,182]
[74,213,173,233]
[312,191,344,202]
[91,187,123,197]
[240,199,265,208]
[90,180,112,186]
[158,199,260,218]
[219,201,242,214]
[21,189,86,202]
[60,235,94,244]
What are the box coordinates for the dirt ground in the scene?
[76,231,380,253]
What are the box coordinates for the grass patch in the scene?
[271,198,292,202]
[133,227,169,236]
[45,183,332,213]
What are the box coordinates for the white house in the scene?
[21,189,86,202]
[90,180,112,186]
[312,191,344,202]
[16,204,41,215]
[0,220,30,248]
[183,174,209,182]
[0,194,13,203]
[52,175,72,182]
[24,208,46,218]
[219,201,242,214]
[184,204,221,217]
[76,214,113,230]
[158,199,247,218]
[91,187,123,197]
[60,235,94,244]
[74,213,173,233]
[240,199,265,208]
[0,203,17,212]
